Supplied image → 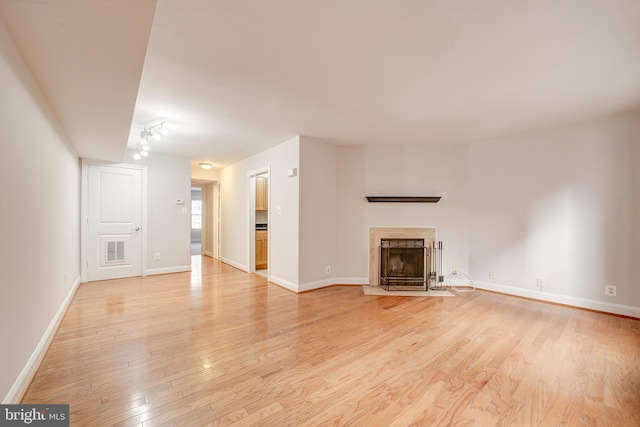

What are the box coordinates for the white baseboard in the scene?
[475,281,640,318]
[3,276,82,404]
[298,277,369,292]
[268,275,299,293]
[268,276,369,293]
[291,275,640,318]
[147,265,191,276]
[334,277,370,286]
[218,257,248,273]
[297,278,334,292]
[203,250,214,258]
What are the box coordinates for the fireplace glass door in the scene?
[379,238,427,290]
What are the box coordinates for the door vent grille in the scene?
[106,241,125,263]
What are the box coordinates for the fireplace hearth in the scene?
[379,238,428,290]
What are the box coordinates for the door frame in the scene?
[212,182,221,259]
[247,166,270,274]
[81,159,148,283]
[189,180,221,259]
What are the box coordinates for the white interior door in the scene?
[87,164,143,281]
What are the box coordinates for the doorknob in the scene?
[131,227,141,232]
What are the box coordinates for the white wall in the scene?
[215,118,639,320]
[124,151,192,274]
[220,136,300,288]
[0,18,80,402]
[220,137,471,291]
[469,111,640,316]
[335,144,471,281]
[298,137,337,288]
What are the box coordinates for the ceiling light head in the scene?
[199,163,213,170]
[134,120,169,161]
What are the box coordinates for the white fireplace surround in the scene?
[369,227,436,286]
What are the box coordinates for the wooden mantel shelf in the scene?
[366,196,441,203]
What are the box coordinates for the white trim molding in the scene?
[268,275,298,293]
[270,276,369,293]
[246,166,270,274]
[147,265,191,276]
[475,281,640,319]
[3,276,82,404]
[298,277,369,293]
[219,257,248,273]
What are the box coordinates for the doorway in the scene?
[248,168,269,276]
[190,187,203,256]
[190,180,221,259]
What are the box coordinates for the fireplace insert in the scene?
[379,238,428,290]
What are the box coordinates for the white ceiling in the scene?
[0,0,156,162]
[3,0,640,167]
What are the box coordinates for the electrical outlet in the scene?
[154,253,161,261]
[537,276,545,290]
[325,266,331,275]
[489,271,495,279]
[605,285,616,297]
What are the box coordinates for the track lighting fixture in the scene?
[133,120,170,160]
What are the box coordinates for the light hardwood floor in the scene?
[23,257,640,426]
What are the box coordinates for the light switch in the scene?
[182,207,187,214]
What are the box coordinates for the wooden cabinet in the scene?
[256,177,268,211]
[255,230,268,269]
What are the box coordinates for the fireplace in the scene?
[379,238,427,290]
[369,227,436,290]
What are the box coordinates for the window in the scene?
[191,200,202,229]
